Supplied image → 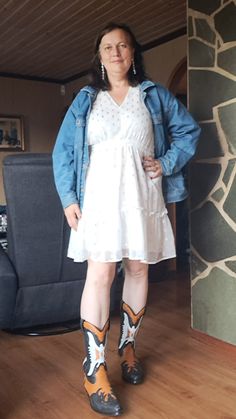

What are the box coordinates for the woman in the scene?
[53,22,200,416]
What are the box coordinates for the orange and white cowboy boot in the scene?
[81,319,122,416]
[118,301,146,384]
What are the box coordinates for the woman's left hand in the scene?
[142,156,163,178]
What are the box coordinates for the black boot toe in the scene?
[89,392,123,416]
[121,361,144,385]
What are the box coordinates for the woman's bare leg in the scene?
[122,259,149,312]
[80,260,116,328]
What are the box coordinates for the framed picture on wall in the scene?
[0,115,24,151]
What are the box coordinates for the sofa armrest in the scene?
[0,246,17,328]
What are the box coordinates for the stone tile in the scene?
[225,260,236,273]
[189,0,221,15]
[195,18,216,44]
[218,102,236,154]
[189,39,215,67]
[191,201,236,261]
[214,2,236,43]
[188,16,193,37]
[192,267,236,344]
[223,160,236,186]
[195,122,224,159]
[189,163,221,208]
[189,70,236,120]
[211,188,224,202]
[223,174,236,223]
[218,47,236,76]
[191,254,208,279]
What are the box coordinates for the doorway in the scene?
[168,58,190,272]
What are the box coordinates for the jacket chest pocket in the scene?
[75,116,86,152]
[151,112,163,125]
[75,116,86,128]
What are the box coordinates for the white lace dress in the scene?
[67,86,176,264]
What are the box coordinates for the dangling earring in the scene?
[101,63,105,80]
[132,59,136,75]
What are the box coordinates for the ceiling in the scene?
[0,0,187,84]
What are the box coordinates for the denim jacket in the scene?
[52,80,200,209]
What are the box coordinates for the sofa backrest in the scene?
[3,153,87,287]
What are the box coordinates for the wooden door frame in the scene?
[167,57,187,271]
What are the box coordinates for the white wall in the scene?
[144,35,186,87]
[63,75,89,106]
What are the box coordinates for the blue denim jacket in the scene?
[52,80,200,209]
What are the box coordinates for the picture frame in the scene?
[0,115,24,151]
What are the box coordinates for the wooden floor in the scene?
[1,273,236,419]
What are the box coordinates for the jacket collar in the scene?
[140,80,156,91]
[80,85,97,96]
[81,80,155,96]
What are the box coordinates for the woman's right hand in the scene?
[64,203,81,231]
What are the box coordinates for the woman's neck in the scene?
[108,75,129,91]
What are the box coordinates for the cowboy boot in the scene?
[81,319,123,416]
[118,301,146,385]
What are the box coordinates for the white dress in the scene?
[67,86,176,264]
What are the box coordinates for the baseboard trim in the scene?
[190,327,236,356]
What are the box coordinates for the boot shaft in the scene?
[118,301,145,356]
[81,319,109,377]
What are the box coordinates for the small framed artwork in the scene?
[0,115,25,151]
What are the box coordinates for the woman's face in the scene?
[99,29,134,80]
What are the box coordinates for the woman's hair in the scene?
[89,22,148,90]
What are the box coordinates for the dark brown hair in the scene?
[89,22,148,90]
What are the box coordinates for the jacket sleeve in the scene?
[52,102,79,209]
[158,87,201,176]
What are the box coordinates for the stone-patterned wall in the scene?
[188,0,236,344]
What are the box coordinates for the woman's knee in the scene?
[86,260,116,287]
[124,260,148,280]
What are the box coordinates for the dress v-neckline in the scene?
[105,86,131,107]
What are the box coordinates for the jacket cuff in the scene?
[61,193,79,209]
[158,157,172,176]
